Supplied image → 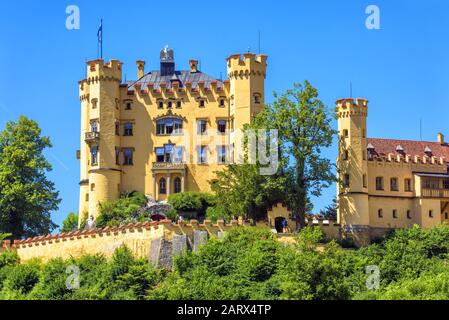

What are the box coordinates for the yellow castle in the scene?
[337,98,449,245]
[77,47,267,222]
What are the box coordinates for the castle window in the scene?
[217,145,227,164]
[176,101,182,109]
[199,99,206,108]
[85,193,89,202]
[363,174,367,188]
[115,148,120,165]
[342,150,349,161]
[343,174,350,188]
[197,120,207,135]
[90,147,98,166]
[445,212,448,220]
[376,177,384,191]
[253,93,261,104]
[90,183,95,192]
[404,179,412,192]
[407,210,412,219]
[158,101,164,109]
[167,101,173,109]
[159,178,167,195]
[91,120,98,133]
[343,129,349,138]
[91,98,98,109]
[173,147,184,163]
[362,129,366,138]
[393,210,398,219]
[156,148,165,162]
[219,98,226,108]
[390,178,399,191]
[123,149,133,165]
[156,118,183,135]
[198,146,208,164]
[115,122,120,136]
[429,210,434,218]
[124,122,133,136]
[124,101,132,110]
[378,209,383,218]
[217,120,227,134]
[174,177,182,194]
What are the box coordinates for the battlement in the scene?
[368,153,446,166]
[226,53,267,79]
[84,58,123,84]
[336,98,368,119]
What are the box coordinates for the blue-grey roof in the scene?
[127,70,223,91]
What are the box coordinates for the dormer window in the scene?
[424,146,432,156]
[367,143,375,159]
[396,145,404,154]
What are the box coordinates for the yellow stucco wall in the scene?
[337,98,449,242]
[78,51,267,221]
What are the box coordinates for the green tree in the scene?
[211,164,285,222]
[0,116,60,240]
[253,81,336,229]
[60,212,79,233]
[319,198,338,220]
[96,192,147,228]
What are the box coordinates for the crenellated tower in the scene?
[78,59,123,222]
[226,53,267,161]
[336,98,370,243]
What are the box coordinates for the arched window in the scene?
[174,177,182,194]
[159,178,167,195]
[253,93,261,104]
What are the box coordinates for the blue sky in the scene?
[1,0,449,228]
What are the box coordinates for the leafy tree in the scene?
[96,192,147,228]
[211,164,285,222]
[168,192,216,218]
[0,116,60,240]
[253,81,336,229]
[60,212,79,233]
[319,198,338,220]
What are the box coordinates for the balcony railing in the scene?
[152,162,186,170]
[422,188,449,198]
[85,132,100,144]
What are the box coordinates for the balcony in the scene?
[422,188,449,199]
[85,132,100,144]
[152,162,186,171]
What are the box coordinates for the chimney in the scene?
[189,59,198,73]
[438,133,445,144]
[136,60,145,79]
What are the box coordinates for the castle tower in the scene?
[226,53,267,160]
[78,59,123,223]
[336,98,370,244]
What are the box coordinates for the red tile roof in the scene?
[367,138,449,162]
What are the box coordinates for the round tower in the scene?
[336,98,370,245]
[78,59,123,223]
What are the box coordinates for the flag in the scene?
[97,19,103,43]
[97,19,103,58]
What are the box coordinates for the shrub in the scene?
[2,261,40,296]
[96,192,147,228]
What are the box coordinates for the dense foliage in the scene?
[168,192,216,218]
[0,116,60,240]
[3,225,449,300]
[96,192,147,228]
[60,212,78,233]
